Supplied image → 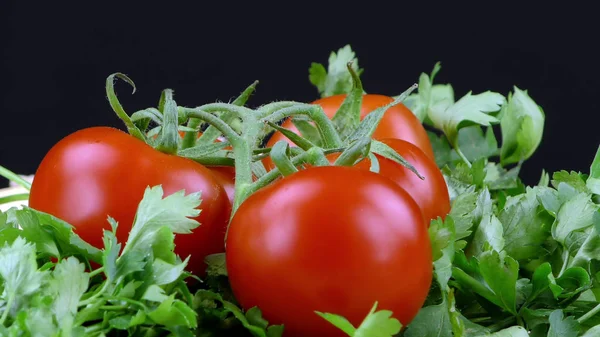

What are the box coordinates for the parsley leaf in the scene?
[454,126,499,163]
[404,300,452,337]
[529,262,563,303]
[10,207,102,263]
[403,62,454,122]
[466,213,505,258]
[49,257,89,322]
[0,237,47,323]
[317,301,402,337]
[552,171,589,193]
[309,45,363,98]
[587,145,600,195]
[478,249,519,315]
[499,87,545,165]
[499,187,553,261]
[488,326,529,336]
[428,90,505,148]
[548,309,580,337]
[121,185,201,258]
[551,192,598,245]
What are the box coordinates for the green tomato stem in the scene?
[368,152,380,173]
[256,101,301,119]
[333,137,371,166]
[155,89,180,155]
[196,103,255,125]
[198,111,237,145]
[261,104,342,149]
[182,118,203,149]
[247,146,329,194]
[269,141,299,176]
[189,81,259,149]
[182,107,255,218]
[0,165,32,190]
[105,73,147,142]
[266,121,316,151]
[232,81,259,106]
[330,62,364,139]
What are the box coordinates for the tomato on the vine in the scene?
[263,94,435,169]
[335,138,450,226]
[29,126,231,277]
[226,165,432,337]
[204,165,235,206]
[155,131,236,205]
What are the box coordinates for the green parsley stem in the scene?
[486,315,516,332]
[99,305,127,311]
[468,316,492,323]
[83,323,104,335]
[0,292,15,325]
[578,302,600,324]
[79,281,110,307]
[0,165,32,190]
[0,193,29,204]
[455,147,472,168]
[103,296,148,311]
[88,267,104,279]
[451,267,498,307]
[558,248,570,278]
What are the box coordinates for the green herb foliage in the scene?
[0,45,598,337]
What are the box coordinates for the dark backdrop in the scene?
[1,2,599,187]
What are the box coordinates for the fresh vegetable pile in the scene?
[1,45,600,337]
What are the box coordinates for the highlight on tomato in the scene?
[352,138,450,226]
[28,126,232,277]
[225,165,433,337]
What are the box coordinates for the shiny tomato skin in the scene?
[353,139,450,226]
[226,166,432,337]
[29,126,231,277]
[177,131,236,204]
[155,131,236,208]
[263,94,435,169]
[205,165,236,206]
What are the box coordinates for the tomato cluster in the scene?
[228,94,449,336]
[29,92,450,336]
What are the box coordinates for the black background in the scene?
[1,2,599,187]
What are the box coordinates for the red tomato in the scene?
[153,131,236,205]
[29,126,231,277]
[226,166,432,337]
[263,94,435,170]
[205,165,236,206]
[328,139,450,226]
